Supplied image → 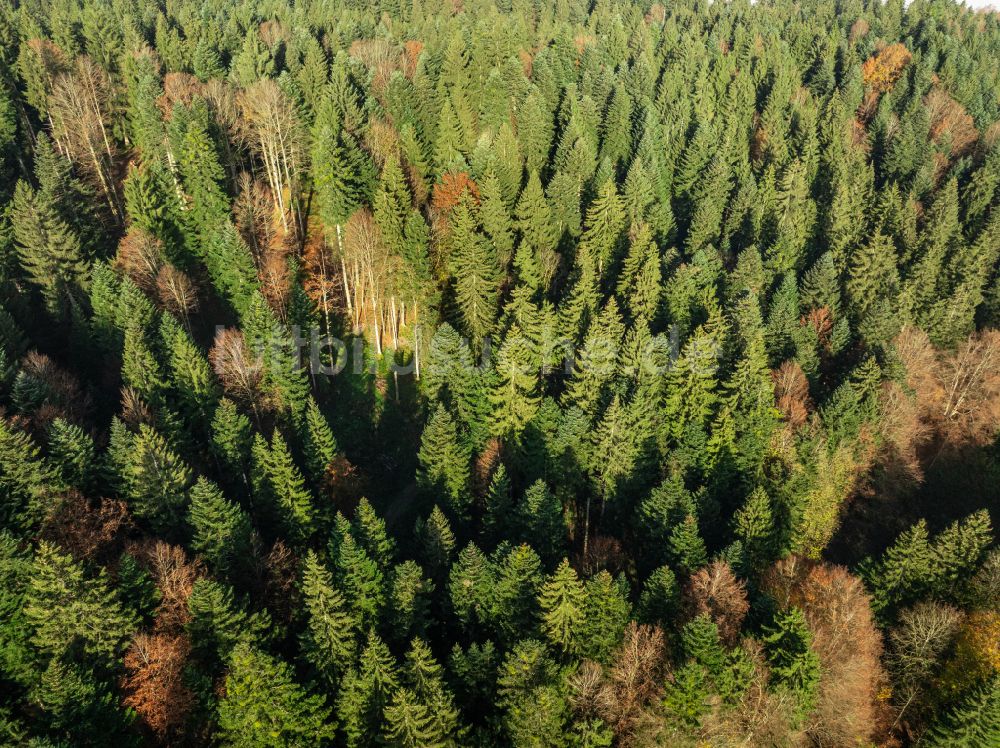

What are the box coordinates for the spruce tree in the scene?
[299,550,356,685]
[188,476,253,577]
[25,542,137,666]
[417,405,471,520]
[10,180,89,317]
[491,544,543,645]
[762,607,821,721]
[490,325,541,440]
[538,559,586,657]
[216,643,334,747]
[519,479,564,565]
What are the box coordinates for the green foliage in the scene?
[25,543,137,666]
[216,643,334,746]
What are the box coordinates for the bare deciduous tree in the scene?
[116,227,164,292]
[683,560,750,647]
[236,80,304,236]
[209,328,264,419]
[156,265,199,328]
[48,56,123,221]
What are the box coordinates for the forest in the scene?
[0,0,999,744]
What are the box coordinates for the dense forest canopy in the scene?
[0,0,999,744]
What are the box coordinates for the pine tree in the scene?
[229,32,275,88]
[538,559,586,657]
[299,550,355,685]
[861,519,935,618]
[217,643,334,747]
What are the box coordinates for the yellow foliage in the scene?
[862,43,912,94]
[938,611,1000,696]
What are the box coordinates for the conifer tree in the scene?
[479,171,515,270]
[669,515,709,575]
[187,579,270,665]
[332,516,386,631]
[538,559,586,657]
[352,498,396,571]
[25,542,137,666]
[10,180,89,317]
[122,424,193,533]
[389,561,434,642]
[448,543,495,631]
[417,505,456,578]
[338,631,400,748]
[516,171,559,289]
[383,689,444,748]
[301,396,338,487]
[188,477,253,577]
[762,607,821,721]
[211,399,252,489]
[448,195,500,345]
[417,405,471,520]
[921,675,1000,748]
[251,431,316,544]
[580,571,631,664]
[491,544,543,645]
[490,325,540,440]
[46,418,98,494]
[299,550,355,685]
[639,565,680,625]
[518,479,564,565]
[217,643,334,746]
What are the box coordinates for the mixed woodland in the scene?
[0,0,999,744]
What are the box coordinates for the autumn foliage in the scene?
[763,557,887,746]
[862,43,912,94]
